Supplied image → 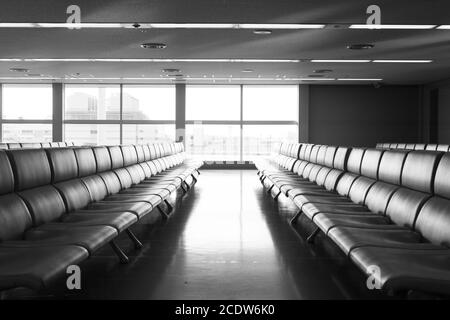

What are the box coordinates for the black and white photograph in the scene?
[0,0,449,311]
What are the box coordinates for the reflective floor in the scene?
[15,170,385,300]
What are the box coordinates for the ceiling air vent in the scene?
[141,43,167,49]
[346,44,375,50]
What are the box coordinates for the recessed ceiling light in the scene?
[313,69,333,73]
[372,60,432,63]
[163,68,180,73]
[253,29,272,35]
[311,59,371,63]
[349,24,436,30]
[140,43,167,49]
[242,69,254,73]
[347,44,375,50]
[9,67,30,73]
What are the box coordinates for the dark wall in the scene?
[438,84,450,142]
[308,85,421,147]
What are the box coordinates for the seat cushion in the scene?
[302,202,370,220]
[350,246,450,294]
[119,188,170,199]
[0,245,88,290]
[24,224,117,254]
[87,200,154,219]
[293,194,355,208]
[288,186,331,199]
[328,227,423,255]
[59,211,138,233]
[313,213,396,234]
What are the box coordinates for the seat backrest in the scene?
[360,149,384,180]
[346,148,365,175]
[309,145,321,164]
[333,147,349,170]
[7,143,21,149]
[324,146,337,168]
[405,144,415,150]
[7,149,66,226]
[401,151,442,194]
[378,150,408,185]
[108,146,124,169]
[92,146,112,173]
[0,151,33,241]
[385,151,442,228]
[414,144,426,150]
[425,144,437,151]
[0,143,8,150]
[316,146,328,165]
[436,144,450,152]
[414,154,450,246]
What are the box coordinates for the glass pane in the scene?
[122,124,175,144]
[243,125,298,161]
[2,123,52,142]
[64,85,120,120]
[186,85,240,120]
[243,85,298,121]
[186,124,240,161]
[122,85,175,120]
[64,124,120,146]
[2,84,52,120]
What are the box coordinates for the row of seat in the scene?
[376,142,450,152]
[0,142,76,149]
[0,142,203,291]
[255,142,450,296]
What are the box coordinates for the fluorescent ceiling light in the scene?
[349,24,436,29]
[0,22,325,30]
[238,24,325,29]
[0,58,300,63]
[437,25,450,29]
[311,59,371,63]
[337,78,383,81]
[372,60,432,63]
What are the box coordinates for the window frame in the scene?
[62,84,176,145]
[0,84,53,142]
[186,84,299,161]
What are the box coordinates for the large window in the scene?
[1,84,53,142]
[242,86,298,160]
[186,85,241,160]
[186,85,298,161]
[64,85,175,145]
[122,85,175,120]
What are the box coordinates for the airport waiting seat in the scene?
[256,142,450,296]
[0,142,202,291]
[377,143,450,152]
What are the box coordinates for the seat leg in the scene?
[126,229,143,249]
[307,227,320,244]
[157,204,169,220]
[195,169,201,175]
[191,174,198,184]
[164,199,173,213]
[110,240,129,264]
[181,183,187,194]
[290,210,302,225]
[266,184,274,194]
[184,180,191,191]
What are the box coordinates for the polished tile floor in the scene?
[14,170,387,300]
